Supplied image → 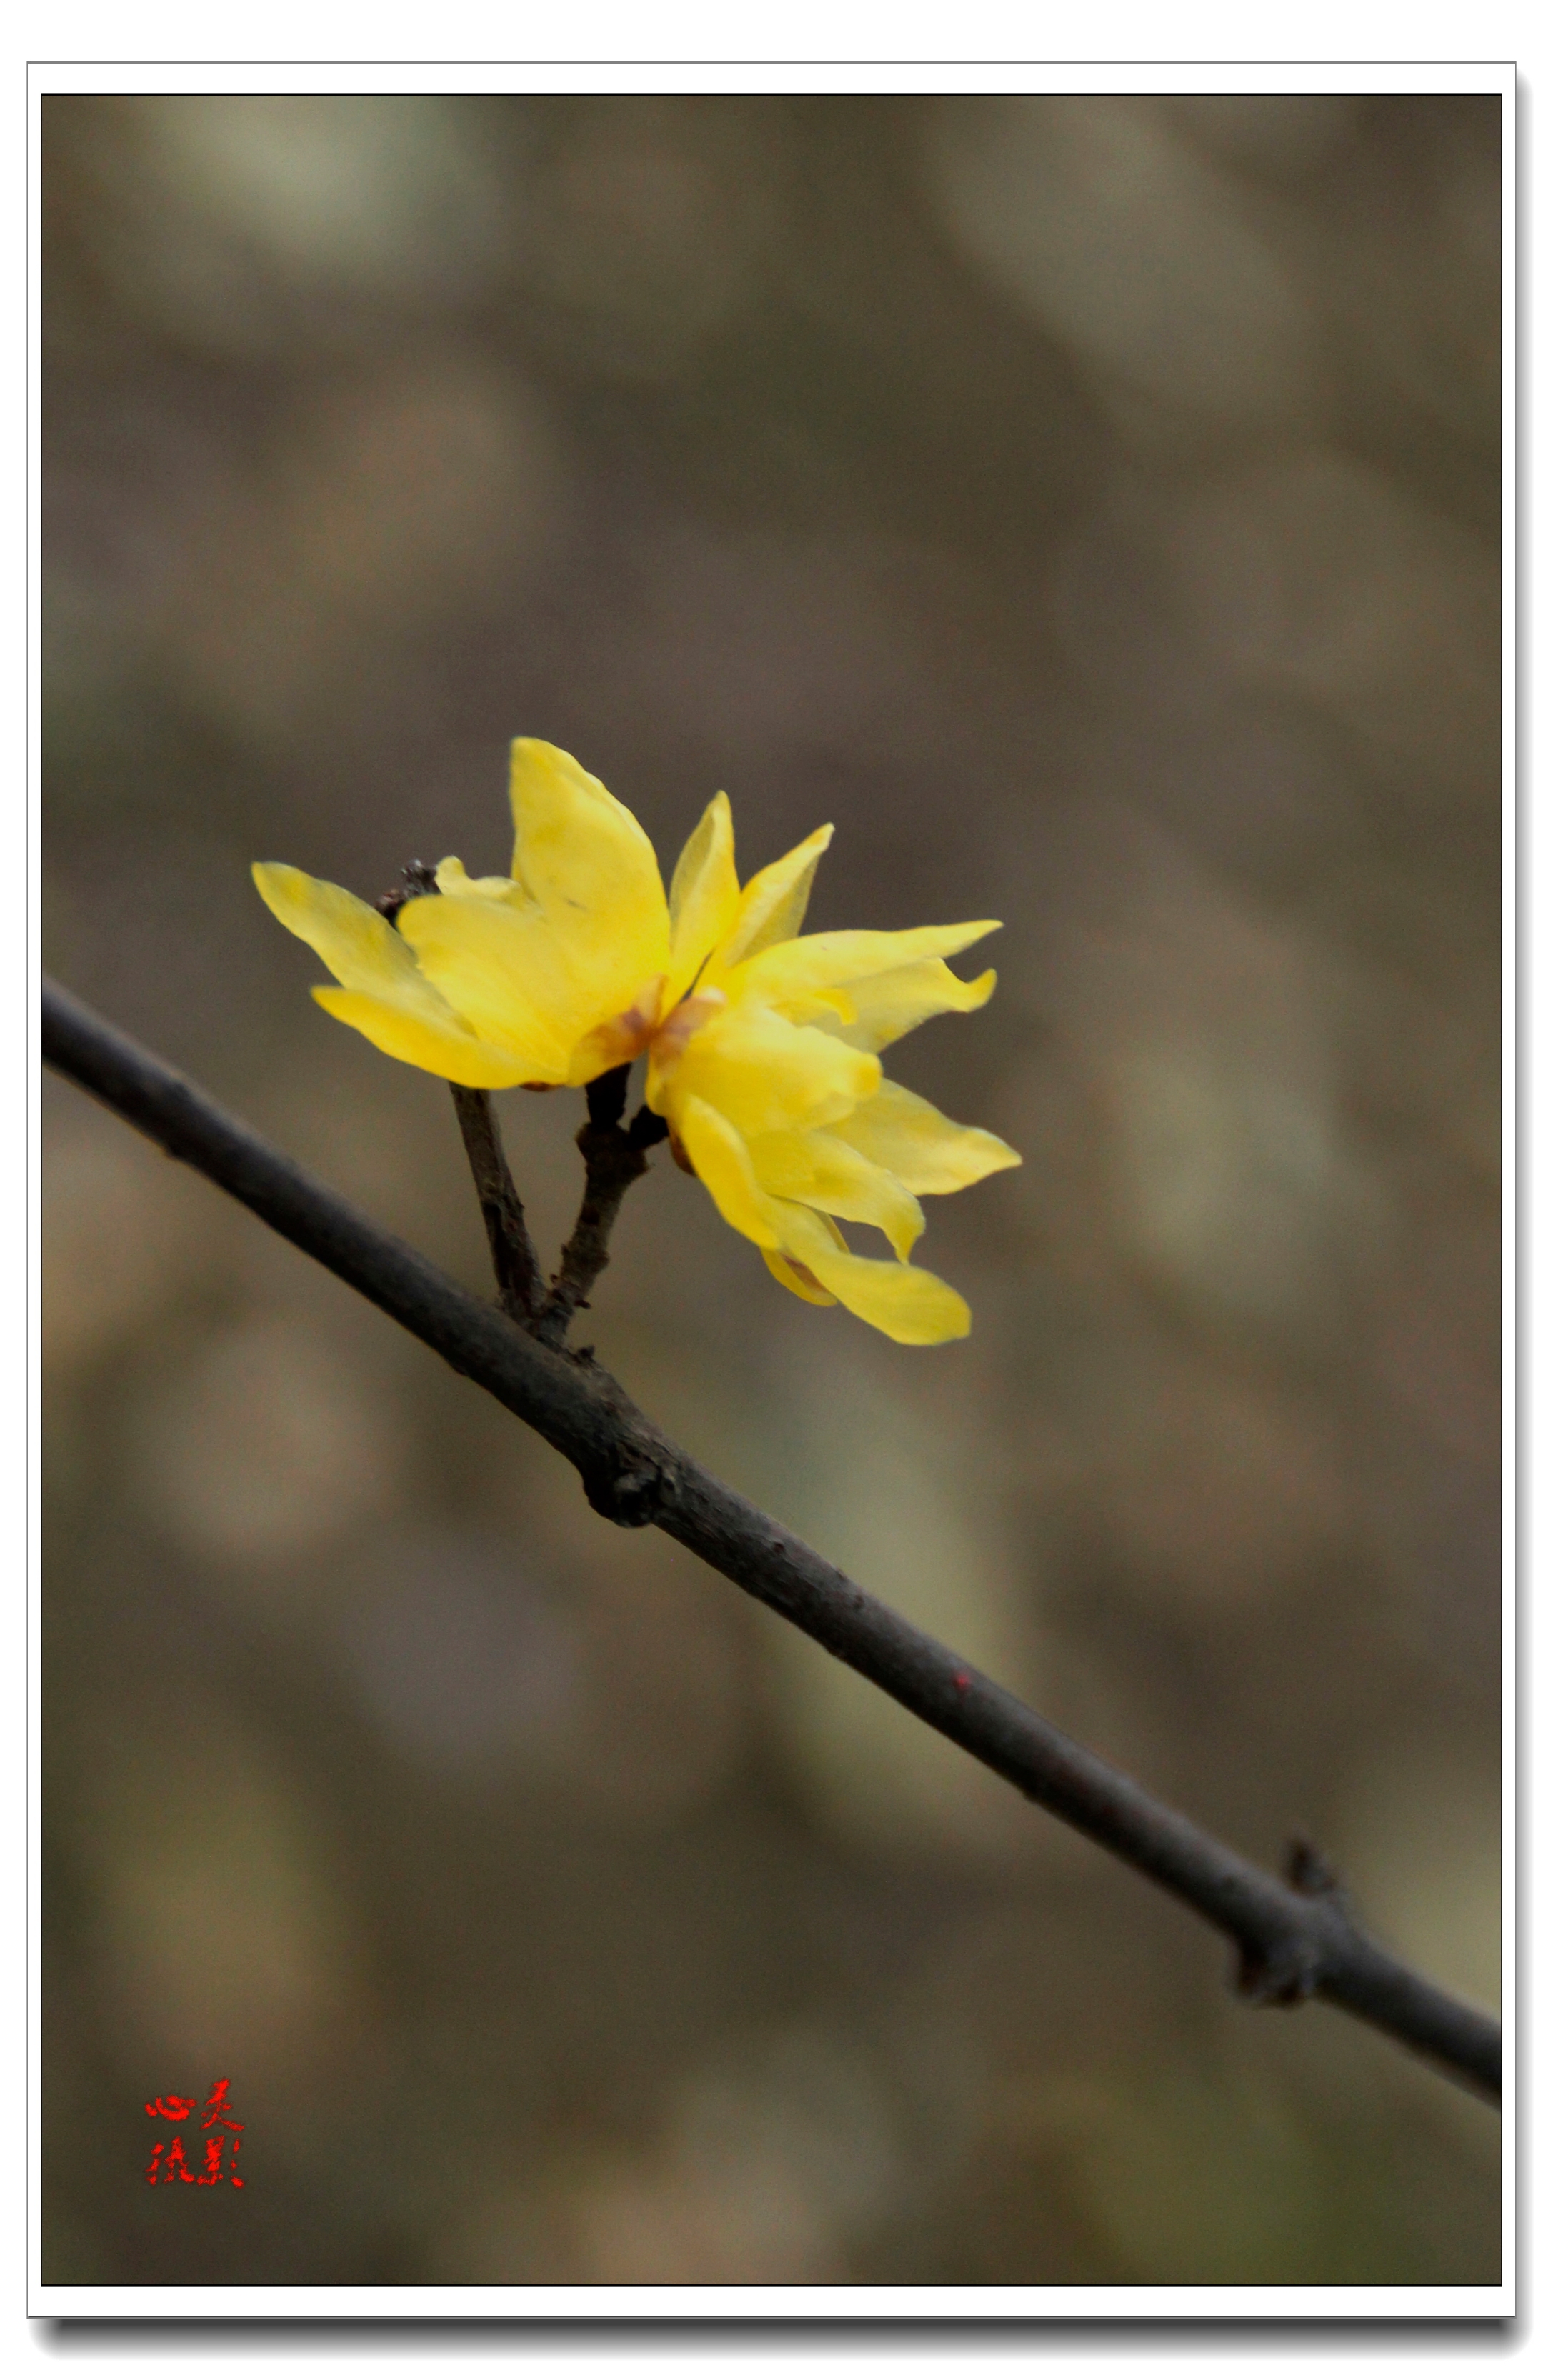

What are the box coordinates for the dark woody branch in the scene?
[534,1064,654,1350]
[41,975,1503,2108]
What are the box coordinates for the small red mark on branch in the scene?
[953,1671,972,1691]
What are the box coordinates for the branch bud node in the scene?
[584,1452,672,1528]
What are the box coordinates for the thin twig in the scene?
[534,1064,651,1349]
[369,859,546,1325]
[41,975,1503,2106]
[449,1085,544,1324]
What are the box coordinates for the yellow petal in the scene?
[823,959,998,1054]
[564,975,666,1085]
[761,1247,839,1304]
[254,862,452,1016]
[507,739,670,1001]
[254,860,529,1084]
[436,856,516,899]
[655,1004,879,1135]
[777,1204,972,1345]
[729,921,1000,1011]
[832,1080,1022,1195]
[747,1127,924,1259]
[414,740,670,1070]
[673,1095,782,1249]
[397,894,589,1084]
[311,989,531,1086]
[699,823,832,986]
[771,986,858,1029]
[665,794,739,1009]
[674,1087,972,1339]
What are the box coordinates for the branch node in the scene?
[1285,1835,1341,1898]
[1235,1842,1357,2006]
[1234,1932,1325,2009]
[583,1450,674,1529]
[586,1061,631,1134]
[628,1102,671,1150]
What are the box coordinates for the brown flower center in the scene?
[649,987,726,1073]
[569,978,726,1086]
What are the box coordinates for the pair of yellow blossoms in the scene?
[254,741,1019,1344]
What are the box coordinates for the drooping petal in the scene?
[654,1004,880,1136]
[665,794,739,1010]
[672,1094,784,1249]
[699,823,832,986]
[777,1203,972,1345]
[396,894,589,1084]
[747,1127,924,1259]
[761,1247,838,1304]
[311,989,531,1086]
[822,957,998,1054]
[831,1079,1022,1194]
[729,921,1000,1013]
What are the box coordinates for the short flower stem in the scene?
[449,1086,543,1324]
[382,862,656,1345]
[535,1065,651,1349]
[374,862,545,1327]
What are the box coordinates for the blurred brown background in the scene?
[41,91,1502,2286]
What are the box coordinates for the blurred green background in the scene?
[41,92,1502,2286]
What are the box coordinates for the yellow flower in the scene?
[254,739,1019,1344]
